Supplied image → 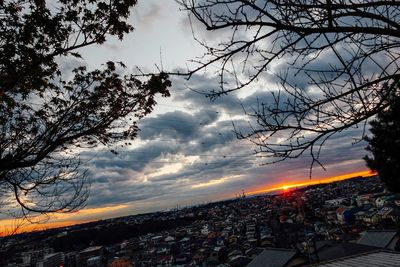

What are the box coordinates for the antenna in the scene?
[159,47,164,71]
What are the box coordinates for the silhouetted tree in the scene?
[0,1,171,216]
[364,93,400,192]
[178,0,400,171]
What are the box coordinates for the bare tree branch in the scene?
[178,0,400,172]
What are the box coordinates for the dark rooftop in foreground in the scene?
[246,248,297,267]
[357,230,398,249]
[311,250,400,267]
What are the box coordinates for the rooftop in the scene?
[246,248,297,267]
[311,250,400,267]
[357,230,398,248]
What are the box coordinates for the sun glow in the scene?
[248,170,376,196]
[282,185,290,191]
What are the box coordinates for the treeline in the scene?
[51,216,201,252]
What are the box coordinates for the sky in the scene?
[0,0,378,234]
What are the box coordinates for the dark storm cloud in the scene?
[82,141,180,171]
[171,74,283,116]
[269,40,395,96]
[86,180,168,206]
[138,109,220,141]
[171,73,243,111]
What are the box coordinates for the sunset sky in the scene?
[0,0,379,234]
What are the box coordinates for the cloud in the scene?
[138,109,219,141]
[70,56,372,216]
[133,2,166,30]
[75,71,369,212]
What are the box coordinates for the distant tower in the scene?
[242,189,246,198]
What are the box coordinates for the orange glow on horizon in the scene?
[248,169,376,196]
[0,204,128,237]
[0,170,377,237]
[0,218,93,237]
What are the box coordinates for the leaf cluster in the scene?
[0,1,171,215]
[365,91,400,192]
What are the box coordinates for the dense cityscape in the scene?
[2,175,400,266]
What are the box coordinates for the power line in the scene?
[82,148,262,166]
[111,138,259,148]
[87,158,263,166]
[105,150,255,159]
[156,103,256,117]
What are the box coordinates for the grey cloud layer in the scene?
[80,72,370,212]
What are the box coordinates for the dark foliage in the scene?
[0,1,171,215]
[51,216,201,252]
[365,95,400,192]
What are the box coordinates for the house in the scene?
[316,242,380,262]
[150,235,164,245]
[208,231,217,239]
[78,246,104,267]
[164,236,175,243]
[354,211,366,223]
[336,207,355,224]
[175,253,190,265]
[36,253,64,267]
[228,235,239,245]
[325,210,337,224]
[356,194,373,206]
[357,230,399,250]
[362,210,380,225]
[376,196,389,207]
[211,246,227,260]
[374,194,398,207]
[376,207,393,220]
[310,250,400,266]
[192,248,208,263]
[206,256,219,266]
[246,248,305,267]
[229,255,252,267]
[201,225,210,235]
[325,198,346,207]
